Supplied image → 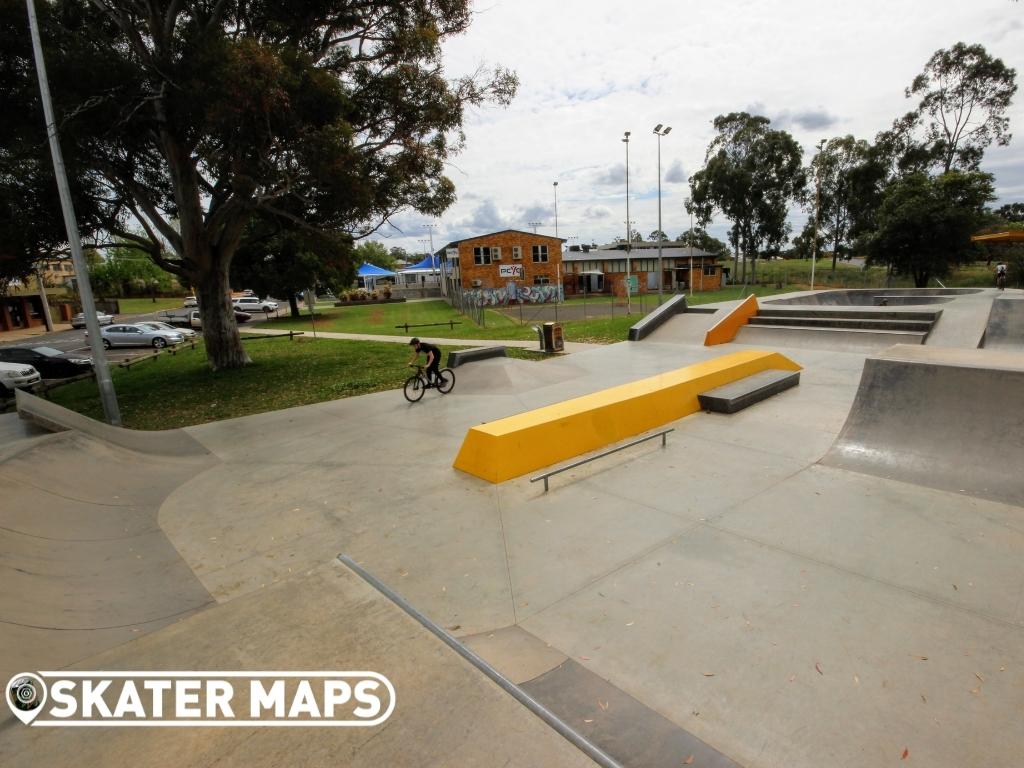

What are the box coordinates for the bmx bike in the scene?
[403,364,455,402]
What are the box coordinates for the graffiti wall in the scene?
[463,284,564,306]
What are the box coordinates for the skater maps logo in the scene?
[6,671,395,727]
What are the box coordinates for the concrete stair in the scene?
[740,308,941,347]
[698,369,800,414]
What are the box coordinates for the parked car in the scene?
[0,361,41,394]
[232,296,278,313]
[0,345,92,379]
[92,323,185,349]
[137,321,198,340]
[182,309,252,329]
[183,296,198,307]
[70,311,115,329]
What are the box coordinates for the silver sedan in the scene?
[89,323,185,349]
[137,320,198,340]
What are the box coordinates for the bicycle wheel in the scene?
[436,368,455,394]
[403,374,425,402]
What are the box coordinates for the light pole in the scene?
[26,0,120,425]
[422,222,440,294]
[653,124,671,302]
[553,182,559,239]
[684,196,694,296]
[810,139,825,291]
[622,130,631,314]
[528,221,541,234]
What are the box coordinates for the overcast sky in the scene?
[374,0,1024,257]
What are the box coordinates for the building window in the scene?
[512,246,522,260]
[533,275,551,285]
[532,245,548,263]
[703,264,717,276]
[474,247,492,265]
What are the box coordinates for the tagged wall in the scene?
[464,284,564,305]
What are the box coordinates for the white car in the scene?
[0,361,42,394]
[183,296,198,308]
[70,311,115,329]
[232,297,278,313]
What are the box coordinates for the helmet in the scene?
[409,337,420,346]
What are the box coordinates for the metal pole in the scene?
[654,125,671,303]
[553,181,558,239]
[26,0,120,425]
[337,554,625,768]
[35,267,54,331]
[811,166,820,291]
[685,197,694,296]
[811,139,824,291]
[623,131,631,315]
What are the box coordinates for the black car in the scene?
[0,345,93,379]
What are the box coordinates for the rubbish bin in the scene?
[542,322,564,353]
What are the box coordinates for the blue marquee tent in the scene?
[356,262,397,289]
[399,254,440,273]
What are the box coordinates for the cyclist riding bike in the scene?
[408,337,442,387]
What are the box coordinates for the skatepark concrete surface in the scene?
[2,287,1022,767]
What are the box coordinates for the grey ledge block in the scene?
[698,369,800,414]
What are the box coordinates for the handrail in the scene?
[530,428,673,491]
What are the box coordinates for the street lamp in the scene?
[528,221,542,234]
[622,130,631,314]
[811,139,826,291]
[684,196,694,296]
[653,124,671,302]
[553,181,559,239]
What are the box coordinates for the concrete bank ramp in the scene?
[0,399,215,684]
[822,344,1024,505]
[983,295,1024,350]
[1,562,599,768]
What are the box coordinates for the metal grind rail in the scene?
[531,428,674,492]
[336,554,625,768]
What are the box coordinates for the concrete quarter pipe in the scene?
[822,344,1024,505]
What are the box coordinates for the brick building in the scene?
[440,230,565,304]
[562,242,723,296]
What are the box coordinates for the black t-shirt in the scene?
[417,342,441,362]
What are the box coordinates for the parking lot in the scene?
[0,308,215,408]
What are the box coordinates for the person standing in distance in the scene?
[408,337,442,386]
[996,262,1007,290]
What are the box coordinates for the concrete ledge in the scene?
[698,369,800,413]
[446,346,508,368]
[453,349,802,483]
[15,389,211,457]
[628,294,688,341]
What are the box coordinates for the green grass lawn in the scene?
[116,297,186,314]
[48,337,467,430]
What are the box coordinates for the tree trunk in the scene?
[196,259,251,370]
[289,295,301,318]
[913,269,929,288]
